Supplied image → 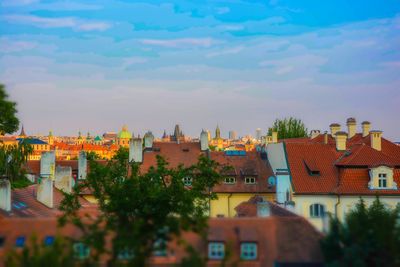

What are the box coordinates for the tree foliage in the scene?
[59,151,224,266]
[267,117,308,139]
[0,84,19,135]
[321,198,400,267]
[5,235,74,267]
[0,141,33,186]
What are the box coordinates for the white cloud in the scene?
[206,46,244,58]
[275,66,293,75]
[3,15,111,31]
[0,38,37,53]
[122,57,148,68]
[140,38,218,48]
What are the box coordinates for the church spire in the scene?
[215,125,221,139]
[19,124,27,138]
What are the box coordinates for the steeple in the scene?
[174,124,181,139]
[162,130,167,139]
[19,125,27,138]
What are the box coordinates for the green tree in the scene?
[59,152,224,266]
[321,198,400,267]
[0,84,19,135]
[85,151,100,160]
[267,117,308,139]
[0,141,33,187]
[5,235,74,267]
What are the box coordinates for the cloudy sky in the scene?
[1,0,399,140]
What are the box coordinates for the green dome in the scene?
[118,125,132,139]
[94,136,102,141]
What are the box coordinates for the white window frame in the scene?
[183,176,192,186]
[224,177,236,184]
[208,242,225,260]
[309,203,325,218]
[240,242,257,260]
[244,177,256,184]
[378,173,387,188]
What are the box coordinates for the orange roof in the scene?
[283,133,400,195]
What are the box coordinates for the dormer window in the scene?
[368,166,397,190]
[245,177,256,184]
[183,177,192,186]
[224,177,236,184]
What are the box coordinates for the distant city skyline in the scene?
[1,1,399,140]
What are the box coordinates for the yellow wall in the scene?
[210,193,275,218]
[293,195,400,231]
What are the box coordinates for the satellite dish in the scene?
[267,176,276,186]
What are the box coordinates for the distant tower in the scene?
[215,125,221,139]
[256,128,262,141]
[172,124,183,142]
[229,130,237,140]
[200,129,209,151]
[77,131,84,145]
[19,125,27,138]
[48,130,54,145]
[117,125,132,147]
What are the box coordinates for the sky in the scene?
[1,0,400,140]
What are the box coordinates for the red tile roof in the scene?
[283,133,400,195]
[234,196,297,217]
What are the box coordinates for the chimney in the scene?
[129,137,143,163]
[370,130,382,151]
[272,131,278,144]
[329,123,341,136]
[200,129,209,151]
[0,178,11,212]
[144,131,154,149]
[323,131,328,145]
[257,200,271,217]
[362,121,371,137]
[78,151,87,180]
[40,151,55,180]
[335,131,347,151]
[37,177,53,208]
[55,166,72,193]
[310,130,321,139]
[346,118,357,139]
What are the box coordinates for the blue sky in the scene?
[1,0,400,139]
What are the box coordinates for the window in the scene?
[244,177,256,184]
[73,242,90,260]
[208,242,225,260]
[378,173,387,188]
[183,176,192,186]
[309,204,325,218]
[153,238,167,257]
[44,236,55,246]
[15,236,25,248]
[117,248,134,260]
[0,236,5,247]
[224,177,236,184]
[240,242,257,260]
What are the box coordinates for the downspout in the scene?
[227,193,233,217]
[335,194,341,218]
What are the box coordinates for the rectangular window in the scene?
[378,173,387,188]
[15,236,25,248]
[183,177,192,186]
[0,236,5,247]
[44,236,55,246]
[117,248,134,260]
[224,177,236,184]
[153,239,167,257]
[245,177,256,184]
[240,242,257,260]
[208,242,225,260]
[73,242,90,260]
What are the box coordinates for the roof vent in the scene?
[304,160,320,176]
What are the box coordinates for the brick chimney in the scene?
[346,118,357,139]
[362,121,371,137]
[370,130,382,151]
[0,178,11,212]
[329,123,341,136]
[335,131,347,151]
